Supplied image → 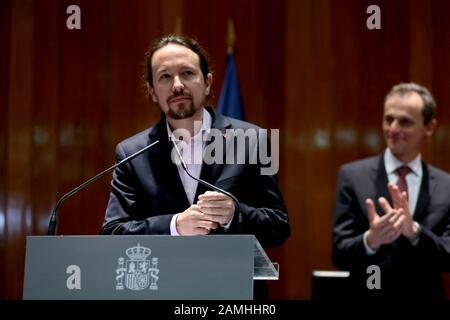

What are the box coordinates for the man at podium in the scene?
[101,34,290,250]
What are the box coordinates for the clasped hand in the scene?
[176,191,235,235]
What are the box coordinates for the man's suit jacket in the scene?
[333,152,450,299]
[101,107,290,248]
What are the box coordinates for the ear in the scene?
[146,82,158,103]
[205,73,213,96]
[425,118,437,137]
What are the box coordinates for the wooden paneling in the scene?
[433,0,450,172]
[432,0,450,296]
[0,0,11,301]
[80,0,111,234]
[5,0,34,300]
[284,0,312,299]
[31,0,59,236]
[255,0,287,297]
[2,0,450,300]
[57,0,84,235]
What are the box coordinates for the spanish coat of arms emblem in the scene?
[116,243,159,291]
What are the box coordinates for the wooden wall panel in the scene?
[284,0,312,299]
[433,0,450,173]
[162,0,182,35]
[109,0,140,146]
[79,0,112,234]
[0,0,11,301]
[409,0,435,168]
[134,0,165,132]
[303,0,336,297]
[330,1,361,174]
[5,0,33,300]
[255,0,287,297]
[432,0,450,296]
[409,0,433,86]
[56,0,84,235]
[183,0,226,107]
[31,0,59,236]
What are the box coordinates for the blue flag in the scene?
[217,53,245,120]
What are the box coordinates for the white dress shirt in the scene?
[168,108,211,235]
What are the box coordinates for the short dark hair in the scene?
[385,82,437,124]
[145,34,211,86]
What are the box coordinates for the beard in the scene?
[167,101,196,119]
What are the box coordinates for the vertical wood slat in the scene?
[302,0,336,299]
[409,0,434,163]
[134,0,163,133]
[0,0,12,300]
[31,0,59,236]
[6,0,34,300]
[432,1,450,297]
[432,0,450,172]
[284,0,312,299]
[357,0,409,157]
[255,0,287,297]
[56,0,84,235]
[182,0,221,108]
[109,0,139,147]
[330,0,362,166]
[409,0,433,85]
[162,0,182,35]
[79,0,111,234]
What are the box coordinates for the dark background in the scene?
[2,0,450,299]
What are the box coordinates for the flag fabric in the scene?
[217,52,245,120]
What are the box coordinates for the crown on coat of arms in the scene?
[126,243,151,260]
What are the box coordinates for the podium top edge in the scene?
[26,234,257,239]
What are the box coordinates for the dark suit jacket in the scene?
[101,107,290,248]
[333,152,450,299]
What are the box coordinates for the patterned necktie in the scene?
[396,166,411,196]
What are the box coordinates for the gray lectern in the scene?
[23,235,278,300]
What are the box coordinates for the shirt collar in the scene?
[384,148,422,177]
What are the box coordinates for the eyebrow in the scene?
[155,67,168,74]
[155,63,196,72]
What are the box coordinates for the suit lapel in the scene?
[149,115,190,209]
[413,161,431,222]
[374,153,391,216]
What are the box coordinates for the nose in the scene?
[172,75,184,93]
[389,119,400,130]
[387,119,401,135]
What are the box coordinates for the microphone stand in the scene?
[48,140,160,235]
[170,139,243,233]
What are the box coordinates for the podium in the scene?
[23,235,278,300]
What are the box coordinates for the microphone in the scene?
[169,138,243,231]
[48,139,160,235]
